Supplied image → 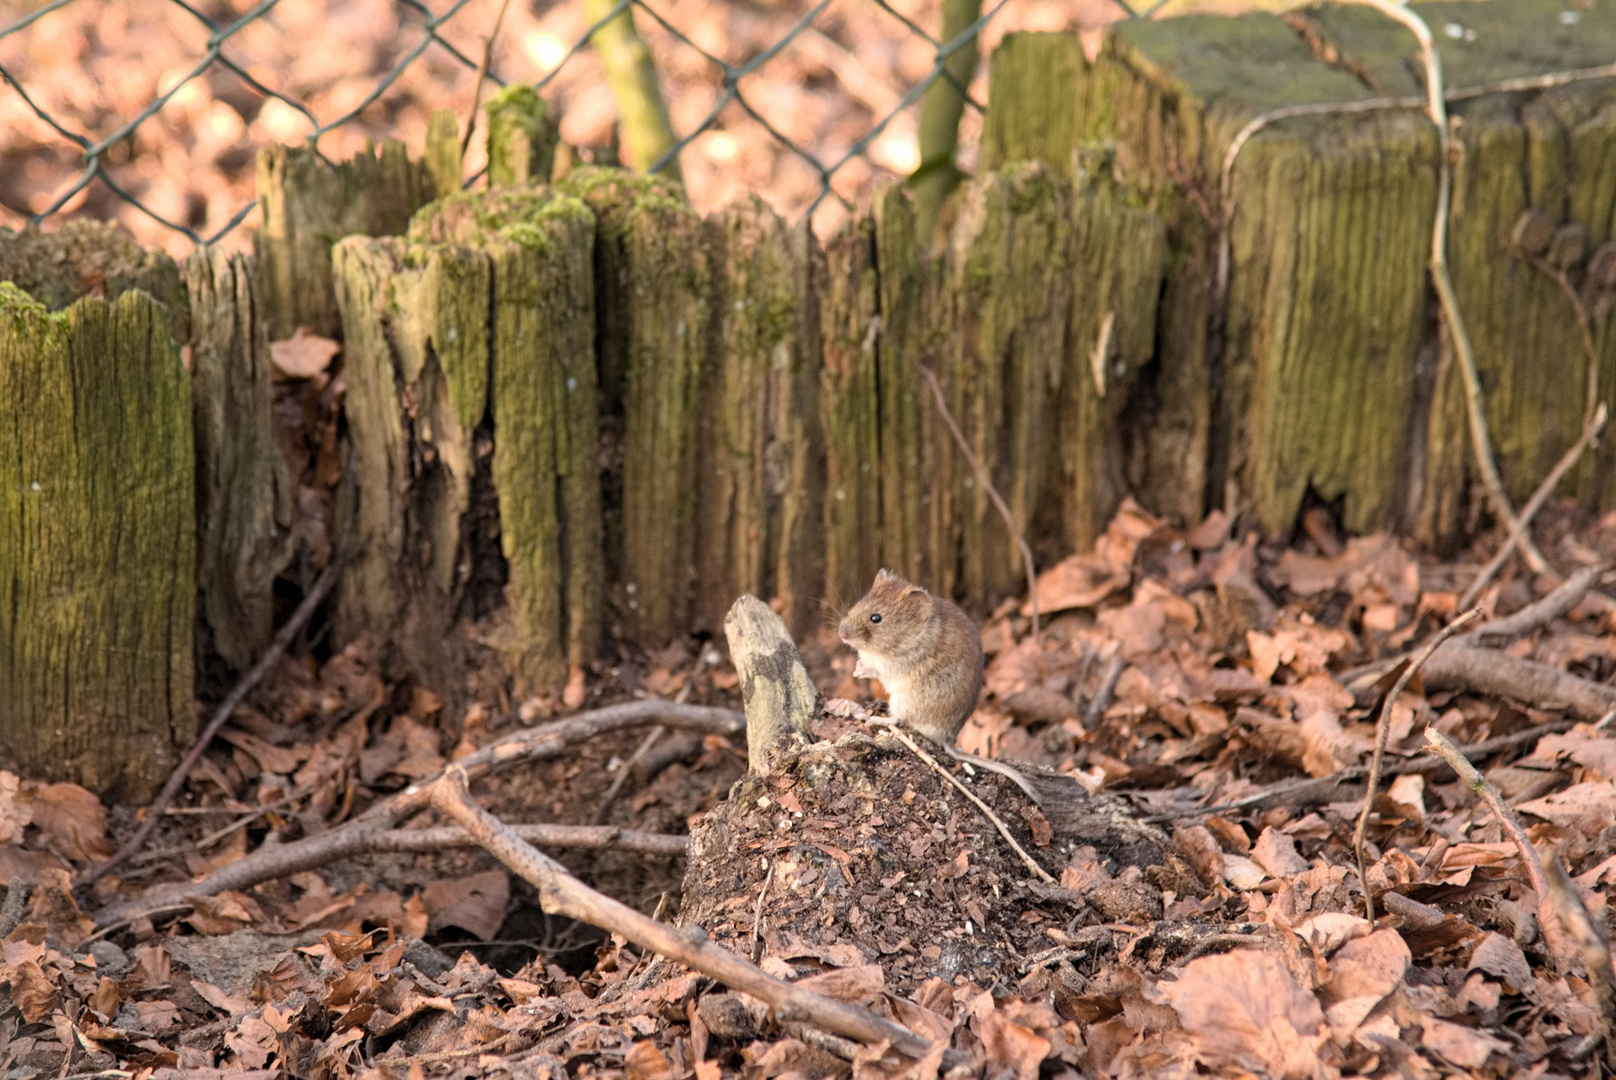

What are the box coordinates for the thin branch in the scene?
[887,727,1054,884]
[1083,645,1124,730]
[1422,725,1548,898]
[592,649,710,825]
[461,0,514,156]
[1354,608,1481,920]
[1420,647,1616,720]
[1149,716,1579,823]
[916,362,1039,635]
[430,766,951,1060]
[1543,855,1616,1068]
[1458,406,1607,610]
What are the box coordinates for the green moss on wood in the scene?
[0,286,194,800]
[426,108,464,198]
[0,220,187,340]
[980,33,1087,179]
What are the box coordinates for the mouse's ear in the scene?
[874,568,897,586]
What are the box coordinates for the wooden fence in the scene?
[4,1,1616,797]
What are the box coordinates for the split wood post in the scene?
[425,108,464,199]
[255,140,437,341]
[816,215,883,611]
[0,283,194,801]
[187,246,296,671]
[486,85,559,187]
[696,196,824,639]
[331,235,492,695]
[1294,1,1616,526]
[560,167,709,647]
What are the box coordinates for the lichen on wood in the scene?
[696,196,822,637]
[187,246,295,672]
[0,284,194,800]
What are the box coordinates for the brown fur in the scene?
[837,569,985,746]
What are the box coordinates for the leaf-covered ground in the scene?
[5,497,1616,1078]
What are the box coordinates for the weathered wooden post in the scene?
[188,246,296,672]
[560,168,709,647]
[0,226,193,800]
[696,196,824,638]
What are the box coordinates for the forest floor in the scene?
[5,492,1616,1078]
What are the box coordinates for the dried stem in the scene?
[887,727,1054,884]
[592,650,710,824]
[1354,608,1481,920]
[1458,405,1608,610]
[430,766,948,1059]
[1543,855,1616,1068]
[916,362,1039,635]
[1422,725,1548,898]
[461,0,515,156]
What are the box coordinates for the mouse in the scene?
[837,569,985,747]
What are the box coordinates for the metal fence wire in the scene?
[0,0,1154,251]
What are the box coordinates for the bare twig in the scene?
[1543,855,1616,1068]
[1458,405,1607,610]
[1084,646,1125,730]
[1419,648,1616,720]
[0,877,31,938]
[750,860,774,962]
[593,649,711,825]
[91,700,742,928]
[461,0,515,156]
[1354,609,1481,920]
[1454,565,1601,648]
[1422,726,1548,898]
[1151,716,1580,822]
[916,362,1039,636]
[83,557,345,887]
[429,766,950,1060]
[887,727,1054,884]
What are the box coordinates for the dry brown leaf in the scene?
[1023,552,1129,616]
[422,869,509,941]
[269,327,340,380]
[1517,781,1616,834]
[796,963,885,1002]
[1251,827,1308,878]
[1419,1015,1510,1069]
[1318,928,1409,1040]
[977,1007,1052,1080]
[1162,950,1327,1078]
[22,780,111,862]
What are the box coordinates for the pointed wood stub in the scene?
[188,246,296,671]
[255,141,436,341]
[723,594,818,776]
[0,285,194,800]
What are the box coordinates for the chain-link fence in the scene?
[0,0,1145,255]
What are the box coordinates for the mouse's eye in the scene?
[869,613,882,624]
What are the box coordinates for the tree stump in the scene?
[680,596,1177,999]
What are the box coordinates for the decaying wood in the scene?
[724,595,819,775]
[254,141,437,340]
[0,284,194,802]
[187,246,296,672]
[94,700,743,928]
[485,83,559,187]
